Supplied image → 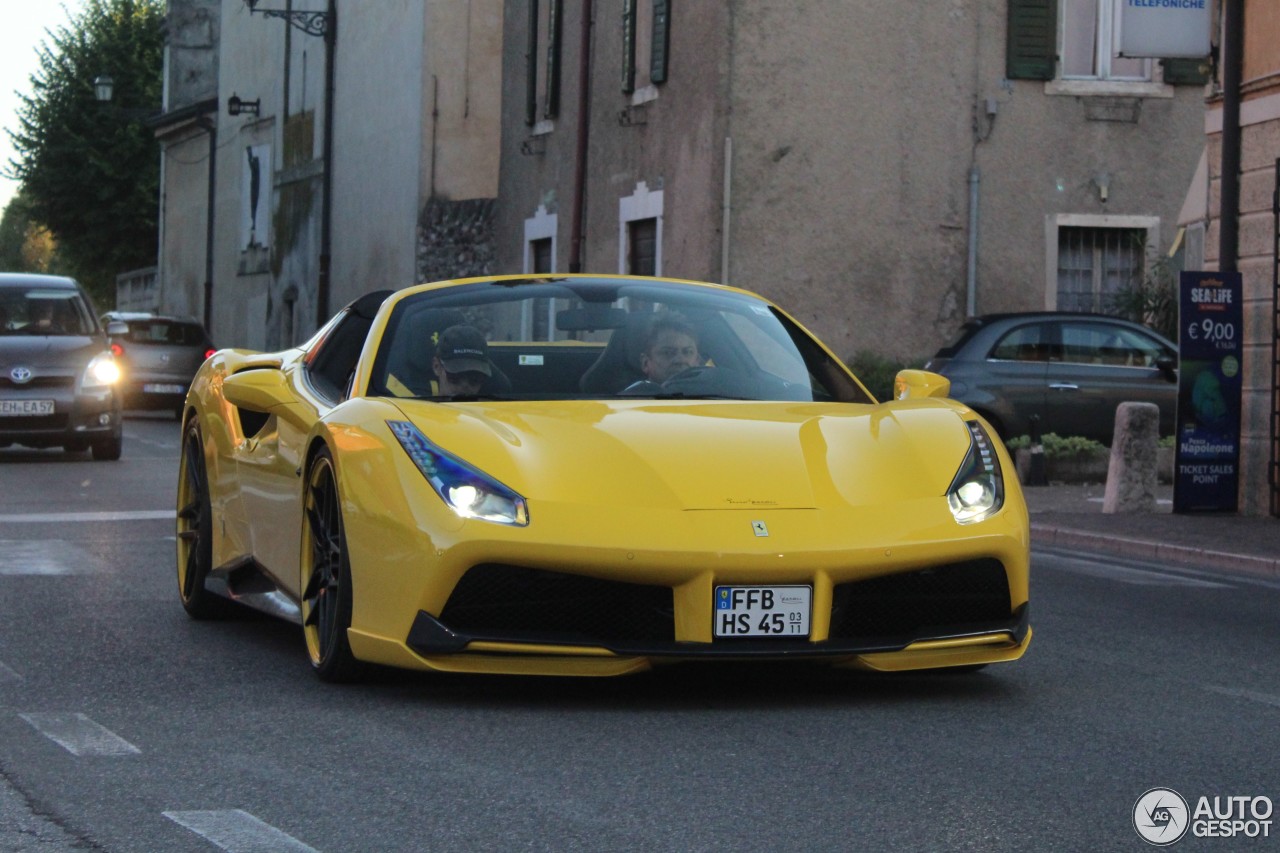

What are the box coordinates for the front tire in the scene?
[92,432,123,461]
[300,447,364,682]
[176,418,230,618]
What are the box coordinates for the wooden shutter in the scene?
[1006,0,1057,81]
[622,0,637,95]
[1161,58,1209,86]
[650,0,671,85]
[545,0,562,117]
[525,0,539,125]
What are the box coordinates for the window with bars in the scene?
[1056,226,1145,313]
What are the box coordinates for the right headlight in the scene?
[946,420,1004,524]
[81,352,121,390]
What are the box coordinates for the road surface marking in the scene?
[163,810,319,852]
[0,660,20,682]
[1207,686,1280,709]
[1039,552,1230,588]
[20,713,141,756]
[0,541,99,575]
[0,510,173,523]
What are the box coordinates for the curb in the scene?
[1030,523,1280,580]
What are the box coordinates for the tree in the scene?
[5,0,164,306]
[0,193,62,273]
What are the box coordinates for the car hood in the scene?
[384,399,975,510]
[0,335,102,370]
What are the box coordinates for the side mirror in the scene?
[1155,354,1178,381]
[892,369,952,401]
[106,321,128,336]
[222,368,292,413]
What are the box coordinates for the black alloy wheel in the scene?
[176,418,230,618]
[301,447,363,682]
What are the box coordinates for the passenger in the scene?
[637,314,702,384]
[432,324,493,397]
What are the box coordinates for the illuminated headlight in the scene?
[82,352,121,389]
[387,420,529,526]
[946,421,1004,524]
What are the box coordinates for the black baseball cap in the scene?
[436,325,491,376]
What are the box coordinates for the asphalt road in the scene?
[1,415,1278,851]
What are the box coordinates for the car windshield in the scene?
[367,278,872,403]
[0,289,95,336]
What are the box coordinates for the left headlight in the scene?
[387,420,529,526]
[81,352,121,389]
[946,420,1004,524]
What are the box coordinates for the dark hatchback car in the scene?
[0,273,124,459]
[925,312,1178,444]
[102,312,215,418]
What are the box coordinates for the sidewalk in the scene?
[1024,481,1280,579]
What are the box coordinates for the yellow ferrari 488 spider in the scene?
[177,275,1030,681]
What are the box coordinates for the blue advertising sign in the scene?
[1173,271,1243,513]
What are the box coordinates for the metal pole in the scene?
[568,0,593,274]
[1219,0,1243,273]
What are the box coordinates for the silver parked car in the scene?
[925,312,1178,444]
[101,312,215,418]
[0,273,124,459]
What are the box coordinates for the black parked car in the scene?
[0,273,125,459]
[925,312,1178,444]
[101,312,215,418]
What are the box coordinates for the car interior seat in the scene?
[578,313,652,394]
[383,307,511,396]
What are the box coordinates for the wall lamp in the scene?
[228,94,261,117]
[93,74,114,102]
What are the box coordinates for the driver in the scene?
[432,324,493,396]
[637,314,702,384]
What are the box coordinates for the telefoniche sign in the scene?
[1118,0,1211,59]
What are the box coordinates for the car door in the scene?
[1042,320,1176,443]
[965,321,1052,438]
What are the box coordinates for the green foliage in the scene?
[0,193,66,273]
[5,0,164,304]
[1005,432,1107,457]
[846,350,927,401]
[1105,249,1178,341]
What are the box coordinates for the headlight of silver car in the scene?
[387,420,529,526]
[81,352,121,389]
[946,421,1004,524]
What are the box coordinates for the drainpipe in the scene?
[966,165,980,317]
[721,137,732,284]
[1219,0,1243,273]
[568,0,593,273]
[317,0,337,326]
[197,115,217,334]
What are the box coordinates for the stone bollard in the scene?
[1102,402,1159,514]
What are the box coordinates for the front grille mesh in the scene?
[829,559,1011,640]
[439,564,675,646]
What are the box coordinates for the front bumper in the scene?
[383,557,1031,675]
[0,385,121,448]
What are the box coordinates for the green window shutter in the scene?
[525,0,539,125]
[622,0,637,95]
[650,0,671,85]
[545,0,562,117]
[1161,57,1209,86]
[1007,0,1057,81]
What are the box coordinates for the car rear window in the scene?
[121,320,207,345]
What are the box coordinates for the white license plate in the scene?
[0,399,54,416]
[142,384,185,394]
[714,585,811,638]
